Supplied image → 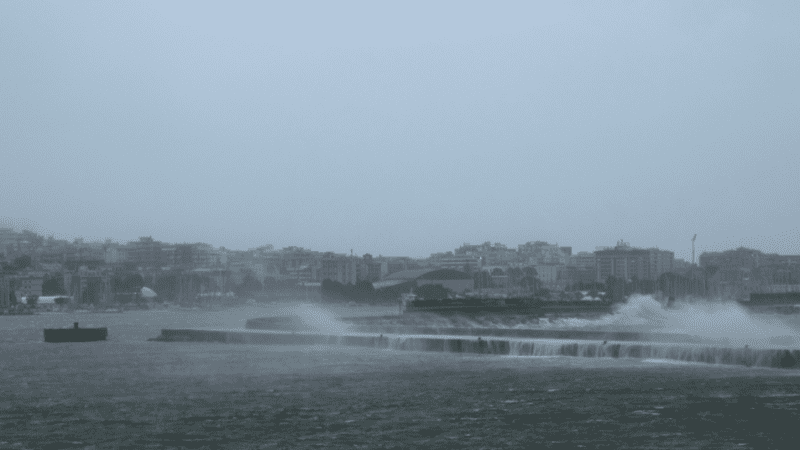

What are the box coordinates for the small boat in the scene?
[44,322,108,343]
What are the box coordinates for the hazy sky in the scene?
[2,1,799,260]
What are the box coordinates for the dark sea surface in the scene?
[2,305,800,449]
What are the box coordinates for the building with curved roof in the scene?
[381,268,474,293]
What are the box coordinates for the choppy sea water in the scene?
[2,304,800,449]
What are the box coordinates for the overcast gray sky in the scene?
[2,1,799,260]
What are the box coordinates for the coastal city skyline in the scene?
[3,3,800,446]
[3,220,797,308]
[3,216,799,263]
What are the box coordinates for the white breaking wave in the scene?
[386,294,800,348]
[549,294,800,348]
[289,303,351,334]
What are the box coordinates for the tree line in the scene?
[321,279,382,303]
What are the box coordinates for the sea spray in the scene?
[335,295,800,348]
[288,303,351,334]
[549,295,800,348]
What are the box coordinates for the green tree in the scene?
[154,273,179,301]
[12,255,31,271]
[507,267,524,286]
[82,279,104,304]
[263,277,277,291]
[236,271,263,296]
[42,273,66,295]
[321,278,346,302]
[26,294,39,307]
[354,279,375,300]
[413,284,452,300]
[606,276,627,303]
[473,270,492,290]
[113,273,145,293]
[521,266,538,293]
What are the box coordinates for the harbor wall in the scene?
[151,328,800,369]
[244,317,704,343]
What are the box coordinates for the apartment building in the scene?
[594,241,674,282]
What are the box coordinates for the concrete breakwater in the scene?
[245,316,704,343]
[151,328,800,369]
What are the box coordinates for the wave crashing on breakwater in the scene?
[248,296,800,348]
[330,295,800,347]
[152,328,800,369]
[170,296,800,369]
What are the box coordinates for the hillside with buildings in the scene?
[0,227,794,312]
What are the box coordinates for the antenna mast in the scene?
[691,234,698,297]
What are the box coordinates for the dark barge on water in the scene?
[738,293,800,314]
[44,322,108,343]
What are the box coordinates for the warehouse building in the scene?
[373,268,474,297]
